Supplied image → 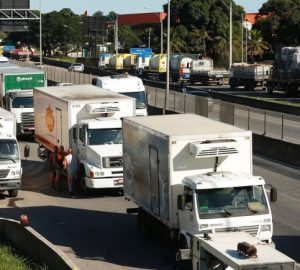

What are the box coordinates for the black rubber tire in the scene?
[8,189,18,198]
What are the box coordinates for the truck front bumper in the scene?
[84,176,123,189]
[0,179,21,191]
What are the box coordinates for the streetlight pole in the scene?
[229,1,232,68]
[144,7,164,54]
[163,0,170,115]
[39,0,42,66]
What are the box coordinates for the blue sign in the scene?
[130,48,152,55]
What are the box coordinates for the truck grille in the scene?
[0,169,9,179]
[215,225,259,237]
[21,112,35,130]
[102,156,123,168]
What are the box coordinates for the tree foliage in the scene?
[255,0,300,51]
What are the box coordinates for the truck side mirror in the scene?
[270,187,277,202]
[177,195,185,211]
[24,144,30,158]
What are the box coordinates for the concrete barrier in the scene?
[0,218,79,270]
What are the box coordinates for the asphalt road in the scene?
[0,140,298,270]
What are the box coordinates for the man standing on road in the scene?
[49,146,58,189]
[63,148,77,197]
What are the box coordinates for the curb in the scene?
[0,218,79,270]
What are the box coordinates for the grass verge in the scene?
[0,242,48,270]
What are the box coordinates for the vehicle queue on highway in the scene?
[0,51,298,270]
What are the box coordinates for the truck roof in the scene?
[183,172,265,190]
[125,114,250,138]
[0,107,15,118]
[0,67,44,74]
[34,84,133,102]
[196,232,294,267]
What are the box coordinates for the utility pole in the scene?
[163,0,171,115]
[39,0,42,66]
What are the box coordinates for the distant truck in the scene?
[267,46,300,94]
[34,84,136,192]
[189,59,228,85]
[123,114,277,248]
[0,108,22,197]
[229,63,271,91]
[94,74,148,116]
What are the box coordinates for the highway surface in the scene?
[0,140,298,270]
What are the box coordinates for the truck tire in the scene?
[8,189,18,197]
[267,85,273,94]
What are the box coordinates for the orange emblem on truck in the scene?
[46,106,54,132]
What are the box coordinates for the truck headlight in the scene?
[261,224,271,232]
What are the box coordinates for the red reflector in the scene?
[114,178,123,184]
[90,171,94,177]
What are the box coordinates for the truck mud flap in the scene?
[126,207,139,214]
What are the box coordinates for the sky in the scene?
[30,0,267,15]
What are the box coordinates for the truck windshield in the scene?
[0,139,19,161]
[12,96,33,108]
[88,128,122,145]
[122,91,147,109]
[197,185,269,219]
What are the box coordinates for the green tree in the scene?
[118,25,140,51]
[255,0,300,50]
[247,29,269,60]
[188,26,212,55]
[170,25,188,53]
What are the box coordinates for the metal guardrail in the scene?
[11,59,300,145]
[146,86,300,145]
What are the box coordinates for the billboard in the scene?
[4,73,45,92]
[0,0,30,32]
[0,0,29,9]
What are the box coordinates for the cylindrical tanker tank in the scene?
[149,54,166,72]
[109,54,124,70]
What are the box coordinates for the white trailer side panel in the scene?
[123,114,252,229]
[34,84,135,151]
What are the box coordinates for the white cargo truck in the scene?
[189,59,229,85]
[34,84,136,191]
[123,114,277,248]
[0,108,22,197]
[95,74,148,116]
[177,232,295,270]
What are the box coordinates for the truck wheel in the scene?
[80,176,90,196]
[267,85,273,94]
[8,189,18,198]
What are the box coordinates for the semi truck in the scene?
[94,74,148,116]
[267,46,300,94]
[0,108,22,197]
[177,232,295,270]
[123,114,277,249]
[189,59,228,85]
[34,84,136,192]
[229,63,271,91]
[0,67,46,135]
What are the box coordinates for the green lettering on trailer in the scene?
[4,73,45,92]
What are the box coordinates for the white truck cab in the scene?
[95,74,148,116]
[178,172,274,247]
[4,89,34,136]
[71,117,124,189]
[0,108,22,197]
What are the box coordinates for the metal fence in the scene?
[11,59,300,145]
[10,59,95,85]
[146,86,300,145]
